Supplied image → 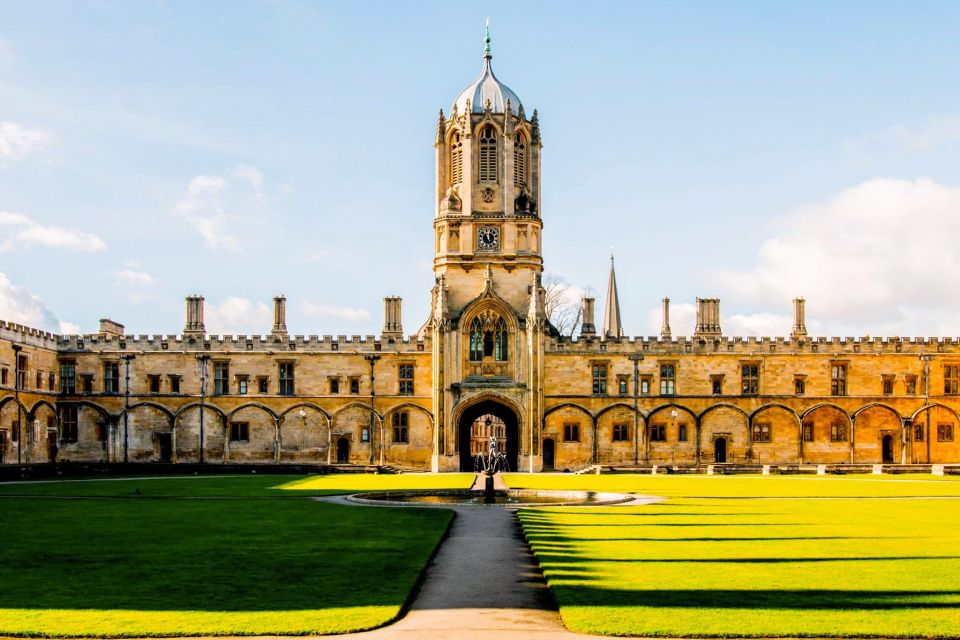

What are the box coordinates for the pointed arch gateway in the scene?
[455,397,520,472]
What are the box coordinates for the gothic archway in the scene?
[457,399,519,472]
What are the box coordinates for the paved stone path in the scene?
[323,500,595,640]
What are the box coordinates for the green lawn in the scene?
[506,474,960,637]
[0,473,473,637]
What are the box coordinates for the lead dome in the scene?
[452,28,523,116]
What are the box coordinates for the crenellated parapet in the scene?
[53,332,429,354]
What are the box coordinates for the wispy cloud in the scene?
[0,121,54,167]
[850,115,960,154]
[116,268,154,285]
[205,296,272,335]
[302,301,370,322]
[0,272,77,334]
[0,211,106,252]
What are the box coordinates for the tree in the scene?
[543,274,595,338]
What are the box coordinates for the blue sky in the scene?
[2,1,960,338]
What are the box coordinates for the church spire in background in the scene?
[602,254,623,340]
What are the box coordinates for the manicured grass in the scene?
[0,474,471,637]
[507,474,960,637]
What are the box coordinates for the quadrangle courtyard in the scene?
[1,473,960,637]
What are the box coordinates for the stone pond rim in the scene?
[346,488,643,506]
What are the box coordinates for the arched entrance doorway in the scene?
[542,438,555,471]
[457,399,519,472]
[882,434,894,463]
[714,437,727,463]
[336,437,350,464]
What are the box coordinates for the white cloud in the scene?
[234,163,263,189]
[0,211,106,252]
[302,302,370,322]
[855,115,960,153]
[205,296,272,335]
[169,164,270,251]
[712,177,960,337]
[646,302,696,337]
[0,272,77,334]
[0,121,54,166]
[116,269,154,286]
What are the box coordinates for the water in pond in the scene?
[352,489,630,506]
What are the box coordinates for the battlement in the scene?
[0,320,61,349]
[548,334,960,356]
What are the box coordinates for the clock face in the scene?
[477,226,501,251]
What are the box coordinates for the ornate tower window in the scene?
[469,312,509,362]
[450,132,463,185]
[513,132,526,186]
[479,125,497,182]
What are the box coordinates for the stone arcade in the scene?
[2,33,960,472]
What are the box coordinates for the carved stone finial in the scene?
[435,109,446,146]
[531,109,541,144]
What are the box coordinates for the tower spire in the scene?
[602,254,624,340]
[484,19,491,59]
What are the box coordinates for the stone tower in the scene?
[428,28,547,473]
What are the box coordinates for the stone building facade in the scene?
[2,35,960,472]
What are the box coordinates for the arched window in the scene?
[450,132,463,185]
[495,317,508,361]
[469,318,483,362]
[479,125,497,183]
[513,133,526,187]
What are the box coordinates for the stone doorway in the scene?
[336,437,350,464]
[457,399,519,472]
[714,437,728,463]
[158,433,172,462]
[882,434,895,463]
[542,438,555,471]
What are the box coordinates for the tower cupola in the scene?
[452,26,523,116]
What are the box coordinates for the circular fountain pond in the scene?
[347,489,637,507]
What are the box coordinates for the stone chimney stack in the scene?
[382,296,403,341]
[580,297,596,338]
[99,318,124,339]
[184,295,205,338]
[694,298,722,339]
[791,297,808,340]
[660,297,672,340]
[272,295,288,339]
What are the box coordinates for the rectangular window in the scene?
[361,427,369,442]
[36,370,42,389]
[831,364,847,396]
[80,374,94,394]
[48,372,55,390]
[96,422,108,442]
[147,374,160,394]
[11,420,18,442]
[882,376,894,396]
[650,424,667,442]
[169,375,181,394]
[802,422,813,442]
[752,423,771,443]
[103,362,120,394]
[938,423,954,442]
[945,365,960,395]
[640,378,651,395]
[60,362,76,395]
[61,406,78,443]
[257,376,268,394]
[612,424,629,442]
[329,378,340,394]
[711,376,723,396]
[392,412,409,443]
[399,364,414,395]
[229,422,249,442]
[563,423,580,442]
[795,376,806,396]
[0,367,6,385]
[914,424,924,442]
[678,423,688,442]
[213,362,229,396]
[741,364,759,395]
[349,377,360,395]
[237,378,248,395]
[278,362,295,396]
[660,364,676,396]
[830,422,847,442]
[905,375,917,395]
[592,364,607,395]
[618,377,628,396]
[16,354,27,388]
